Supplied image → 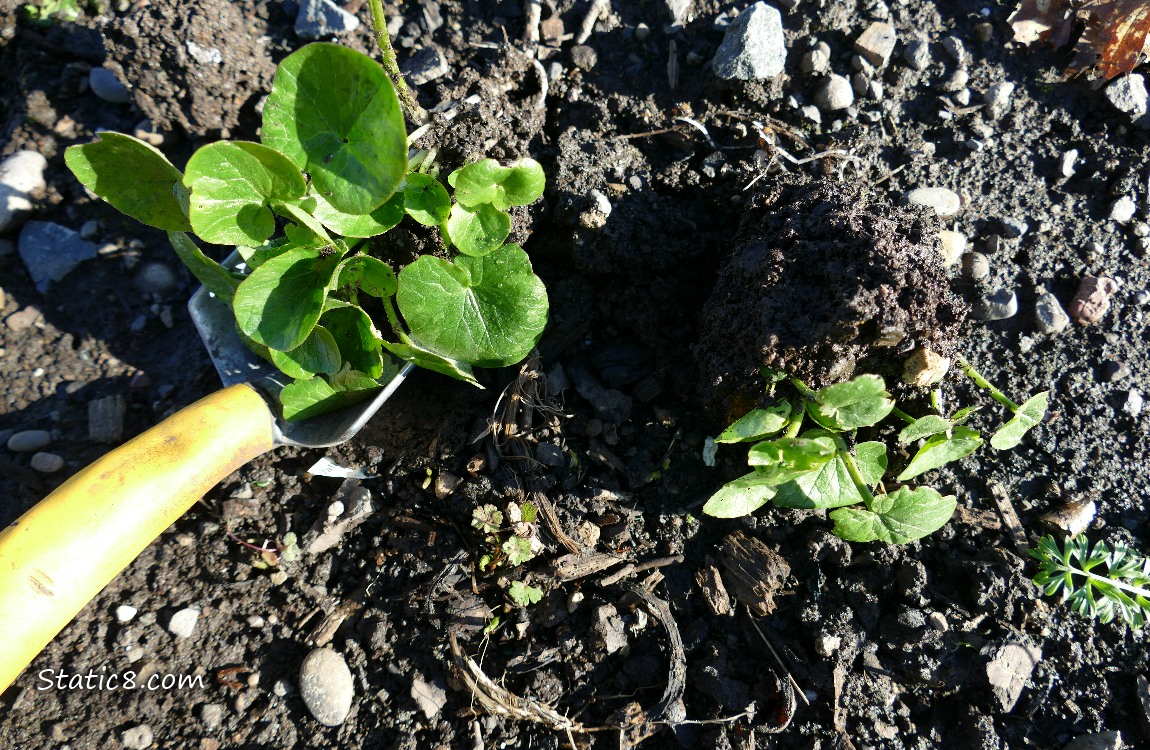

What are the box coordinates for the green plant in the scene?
[65,42,548,420]
[704,366,1048,544]
[1030,534,1150,628]
[472,501,541,570]
[21,0,83,25]
[508,580,543,607]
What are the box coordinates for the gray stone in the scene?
[592,604,628,654]
[295,0,360,39]
[536,443,566,468]
[1105,74,1148,125]
[90,67,131,104]
[89,395,126,443]
[167,607,200,638]
[905,186,962,217]
[403,45,449,85]
[815,74,854,111]
[940,35,967,65]
[1000,217,1028,238]
[0,150,48,233]
[120,724,153,749]
[984,82,1016,120]
[961,252,990,281]
[569,44,598,72]
[1123,390,1143,418]
[1103,360,1132,382]
[199,703,224,731]
[800,47,830,76]
[973,288,1019,321]
[299,648,354,726]
[1109,196,1137,223]
[8,429,51,452]
[18,221,98,293]
[903,39,931,71]
[185,41,222,65]
[1063,730,1125,750]
[410,674,447,719]
[662,0,692,27]
[982,639,1042,712]
[1035,291,1070,334]
[712,2,786,81]
[938,230,967,266]
[854,22,897,67]
[30,452,65,473]
[135,262,180,296]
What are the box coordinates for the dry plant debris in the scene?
[1009,0,1150,84]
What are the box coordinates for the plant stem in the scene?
[930,388,943,415]
[890,407,916,425]
[831,433,876,511]
[381,293,404,336]
[790,377,817,401]
[367,0,429,125]
[785,404,804,438]
[956,356,1019,411]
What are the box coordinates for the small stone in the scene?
[1123,390,1144,417]
[410,675,448,720]
[853,22,897,67]
[6,307,42,331]
[928,612,949,632]
[938,230,967,266]
[1063,730,1125,750]
[570,44,598,72]
[185,40,222,65]
[434,471,462,499]
[940,35,967,65]
[711,2,786,81]
[1040,499,1097,537]
[167,608,200,638]
[300,648,354,726]
[269,570,288,586]
[800,105,822,125]
[962,252,990,281]
[661,0,692,26]
[800,47,830,76]
[295,0,360,39]
[814,633,841,657]
[1102,360,1132,382]
[982,639,1042,712]
[902,347,951,387]
[983,82,1016,120]
[1035,291,1070,334]
[815,74,854,111]
[903,39,931,71]
[634,23,650,41]
[973,288,1019,321]
[0,150,48,233]
[116,605,138,623]
[90,67,131,104]
[30,452,65,473]
[1000,217,1028,238]
[1060,149,1079,178]
[591,604,628,654]
[120,725,153,749]
[17,221,99,293]
[403,45,449,85]
[8,429,51,452]
[199,704,224,731]
[132,119,165,147]
[1068,276,1119,325]
[905,186,962,218]
[942,68,969,92]
[1109,196,1137,223]
[89,394,127,443]
[973,22,995,43]
[1105,73,1148,122]
[135,262,179,296]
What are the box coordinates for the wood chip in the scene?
[988,481,1029,556]
[720,531,791,616]
[694,563,731,616]
[551,551,625,581]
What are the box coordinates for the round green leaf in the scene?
[280,371,380,422]
[807,374,895,432]
[382,340,479,386]
[312,189,404,238]
[337,255,397,298]
[896,426,983,481]
[261,42,407,215]
[448,159,507,207]
[396,244,548,368]
[185,141,306,245]
[267,325,341,379]
[65,132,191,231]
[829,487,957,544]
[445,203,511,257]
[498,159,546,208]
[403,173,451,226]
[233,246,341,351]
[321,304,384,378]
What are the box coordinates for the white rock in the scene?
[1059,149,1079,178]
[295,0,360,39]
[1105,73,1148,120]
[120,724,153,749]
[711,2,786,81]
[902,348,951,387]
[815,74,854,111]
[1109,196,1137,223]
[89,67,131,104]
[905,187,962,218]
[938,230,967,266]
[903,39,931,71]
[0,151,48,233]
[983,82,1016,120]
[116,605,138,623]
[299,648,354,726]
[410,675,448,719]
[167,607,200,638]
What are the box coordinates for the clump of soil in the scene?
[695,179,968,416]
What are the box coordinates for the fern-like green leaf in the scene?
[1029,534,1150,628]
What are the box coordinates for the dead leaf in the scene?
[1010,0,1150,85]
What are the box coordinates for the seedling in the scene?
[508,580,544,607]
[1030,534,1150,628]
[705,364,1048,544]
[65,42,548,420]
[472,501,542,571]
[21,0,84,25]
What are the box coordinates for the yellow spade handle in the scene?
[0,384,277,691]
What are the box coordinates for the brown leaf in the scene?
[1070,0,1150,82]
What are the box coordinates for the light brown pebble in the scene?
[30,452,65,473]
[1068,276,1118,325]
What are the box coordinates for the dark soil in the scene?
[2,1,1150,749]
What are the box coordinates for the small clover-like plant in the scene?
[508,580,544,607]
[1030,534,1150,628]
[472,500,541,571]
[705,363,1048,544]
[65,42,548,420]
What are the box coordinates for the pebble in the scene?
[0,150,49,234]
[133,119,165,147]
[1059,149,1079,177]
[30,452,64,473]
[410,675,448,720]
[185,40,222,65]
[962,251,990,281]
[167,607,200,638]
[1040,499,1096,537]
[299,648,354,726]
[89,67,131,104]
[18,221,99,293]
[294,0,360,39]
[120,724,153,749]
[983,82,1016,120]
[940,35,967,65]
[1063,731,1125,750]
[634,23,650,41]
[116,605,138,623]
[1105,73,1149,123]
[973,22,995,43]
[1000,217,1028,238]
[403,45,448,85]
[1109,196,1136,223]
[814,633,841,657]
[89,394,127,443]
[854,22,897,67]
[1068,276,1119,325]
[903,39,931,71]
[800,47,830,76]
[942,68,968,92]
[938,230,967,266]
[815,74,854,111]
[902,347,950,387]
[6,306,42,331]
[199,703,224,731]
[972,288,1018,321]
[928,612,949,632]
[1123,390,1144,417]
[905,186,962,217]
[1102,360,1132,382]
[433,470,461,499]
[8,429,51,452]
[569,44,598,72]
[662,0,692,27]
[1034,290,1070,334]
[135,262,179,296]
[983,639,1042,712]
[711,2,786,81]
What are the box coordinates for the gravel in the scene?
[30,452,64,473]
[711,2,786,81]
[167,608,200,638]
[1034,290,1071,334]
[0,151,48,233]
[972,288,1019,321]
[294,0,359,39]
[814,74,854,111]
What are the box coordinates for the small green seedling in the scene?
[1030,534,1150,628]
[705,363,1048,544]
[508,580,544,607]
[21,0,83,25]
[65,42,548,419]
[472,501,541,571]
